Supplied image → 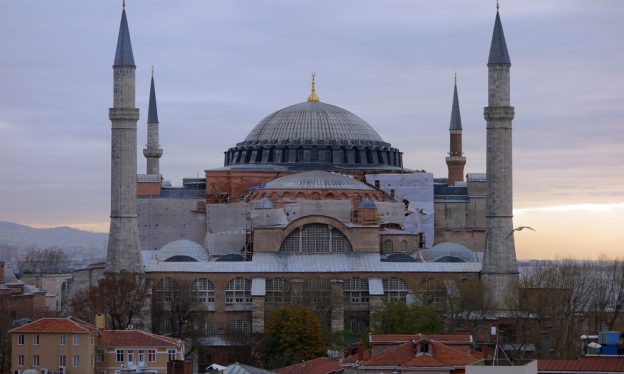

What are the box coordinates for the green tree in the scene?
[371,302,441,334]
[262,305,326,369]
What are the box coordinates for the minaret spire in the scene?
[307,73,320,102]
[106,6,142,274]
[482,7,518,309]
[144,66,163,175]
[446,73,466,186]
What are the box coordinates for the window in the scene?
[303,278,330,305]
[400,240,408,252]
[148,349,156,362]
[156,277,179,303]
[280,224,353,253]
[266,278,290,305]
[73,355,80,367]
[116,349,124,362]
[59,335,66,345]
[197,320,213,336]
[138,350,145,363]
[383,278,408,302]
[191,278,215,304]
[168,349,176,362]
[18,334,24,345]
[90,335,95,345]
[344,277,369,304]
[96,349,104,363]
[345,319,368,334]
[17,354,24,366]
[128,350,134,362]
[418,278,447,304]
[72,335,79,346]
[33,355,40,367]
[382,239,394,253]
[59,354,67,367]
[32,334,40,345]
[225,277,252,304]
[228,320,251,336]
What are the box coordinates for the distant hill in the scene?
[0,221,108,249]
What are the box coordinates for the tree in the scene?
[70,274,148,329]
[371,302,441,334]
[262,305,326,369]
[18,248,70,274]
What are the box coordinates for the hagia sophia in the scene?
[103,2,519,353]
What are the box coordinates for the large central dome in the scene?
[243,101,385,144]
[223,90,402,171]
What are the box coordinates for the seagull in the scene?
[506,226,536,239]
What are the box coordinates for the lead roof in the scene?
[488,11,511,65]
[450,83,462,130]
[113,9,135,67]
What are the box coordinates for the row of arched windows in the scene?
[155,277,251,306]
[280,224,353,253]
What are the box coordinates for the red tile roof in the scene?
[9,317,97,333]
[539,356,624,372]
[275,357,342,374]
[371,334,472,344]
[98,330,180,347]
[362,338,479,368]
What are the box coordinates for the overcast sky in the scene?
[1,1,622,259]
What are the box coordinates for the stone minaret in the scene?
[143,67,163,175]
[481,8,518,309]
[446,75,466,186]
[106,5,142,274]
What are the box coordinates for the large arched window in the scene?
[303,278,330,305]
[191,278,215,305]
[419,278,447,304]
[280,224,352,253]
[383,278,408,302]
[225,278,252,305]
[229,320,251,336]
[266,278,290,305]
[344,278,369,304]
[156,277,179,303]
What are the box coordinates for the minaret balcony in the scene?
[143,147,163,158]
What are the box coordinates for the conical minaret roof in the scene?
[113,8,135,67]
[450,78,462,131]
[488,11,511,65]
[148,72,159,123]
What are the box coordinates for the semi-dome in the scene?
[223,87,403,171]
[263,170,374,191]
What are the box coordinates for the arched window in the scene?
[225,277,251,305]
[195,319,213,337]
[382,239,394,253]
[156,277,179,303]
[383,278,408,302]
[345,319,368,334]
[266,278,290,305]
[344,278,369,304]
[304,278,330,305]
[419,278,447,304]
[280,224,353,253]
[229,320,251,336]
[191,278,215,305]
[400,240,408,253]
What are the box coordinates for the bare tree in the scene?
[70,274,149,329]
[18,248,70,274]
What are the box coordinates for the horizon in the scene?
[1,1,622,259]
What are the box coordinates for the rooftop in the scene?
[10,317,97,334]
[98,330,179,347]
[262,170,375,191]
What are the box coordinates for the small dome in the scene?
[358,200,376,208]
[158,240,208,262]
[263,170,374,191]
[421,242,479,263]
[215,253,245,262]
[255,198,274,209]
[385,253,417,262]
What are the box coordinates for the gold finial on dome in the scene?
[307,73,320,102]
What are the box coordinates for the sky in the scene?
[1,1,622,259]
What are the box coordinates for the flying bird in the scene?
[506,226,536,239]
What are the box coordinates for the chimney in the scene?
[95,313,106,329]
[357,343,364,361]
[0,261,5,283]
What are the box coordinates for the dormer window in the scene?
[415,340,433,356]
[420,342,430,354]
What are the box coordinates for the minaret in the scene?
[481,5,518,308]
[106,4,142,274]
[446,74,466,186]
[143,67,163,175]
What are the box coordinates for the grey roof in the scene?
[243,101,384,144]
[113,9,135,67]
[421,242,480,263]
[449,82,462,130]
[225,363,276,374]
[153,240,208,261]
[488,11,511,65]
[262,170,374,191]
[143,252,482,273]
[148,76,158,123]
